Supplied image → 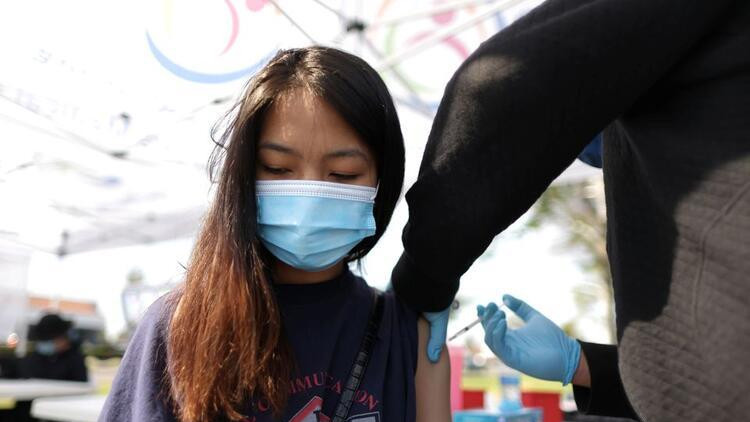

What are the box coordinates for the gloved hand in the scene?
[423,308,450,363]
[477,294,581,385]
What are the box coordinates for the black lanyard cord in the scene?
[331,289,385,422]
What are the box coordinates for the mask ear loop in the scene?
[370,183,380,202]
[346,182,379,264]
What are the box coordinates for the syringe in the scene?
[448,318,482,341]
[448,304,508,342]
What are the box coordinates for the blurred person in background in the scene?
[0,314,88,422]
[100,46,450,422]
[21,313,87,382]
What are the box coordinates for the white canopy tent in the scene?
[0,0,596,257]
[0,0,604,344]
[0,0,603,324]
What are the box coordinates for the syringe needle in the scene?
[448,318,482,341]
[448,304,508,342]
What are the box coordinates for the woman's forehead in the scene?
[260,90,372,156]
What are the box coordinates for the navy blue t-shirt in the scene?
[100,269,418,422]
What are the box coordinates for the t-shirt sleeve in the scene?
[383,291,419,422]
[380,292,418,374]
[392,293,419,376]
[99,296,177,422]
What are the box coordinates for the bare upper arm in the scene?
[415,317,451,422]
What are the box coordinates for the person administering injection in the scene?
[390,0,750,420]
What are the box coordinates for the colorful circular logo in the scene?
[146,0,277,84]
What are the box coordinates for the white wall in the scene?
[0,239,31,352]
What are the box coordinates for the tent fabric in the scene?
[0,0,595,256]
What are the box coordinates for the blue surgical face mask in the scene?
[36,340,57,356]
[256,180,377,271]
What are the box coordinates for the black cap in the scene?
[30,314,72,341]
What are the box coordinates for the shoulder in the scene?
[147,292,178,328]
[351,271,418,328]
[349,272,419,340]
[120,291,179,370]
[382,287,420,369]
[100,293,179,422]
[383,289,418,328]
[119,293,176,366]
[127,293,176,350]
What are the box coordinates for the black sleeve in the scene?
[573,342,639,420]
[391,0,734,311]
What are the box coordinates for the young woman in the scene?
[100,47,450,422]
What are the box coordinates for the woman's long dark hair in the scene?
[167,47,405,421]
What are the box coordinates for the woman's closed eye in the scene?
[330,172,360,181]
[262,165,291,175]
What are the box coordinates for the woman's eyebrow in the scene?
[325,148,369,161]
[258,142,302,157]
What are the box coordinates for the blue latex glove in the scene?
[477,294,581,385]
[423,308,450,363]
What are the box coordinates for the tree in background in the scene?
[524,179,616,343]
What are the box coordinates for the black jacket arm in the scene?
[391,0,734,311]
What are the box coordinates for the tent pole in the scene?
[368,0,494,28]
[268,0,318,44]
[376,0,527,73]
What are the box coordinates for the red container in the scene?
[522,392,560,422]
[462,390,485,410]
